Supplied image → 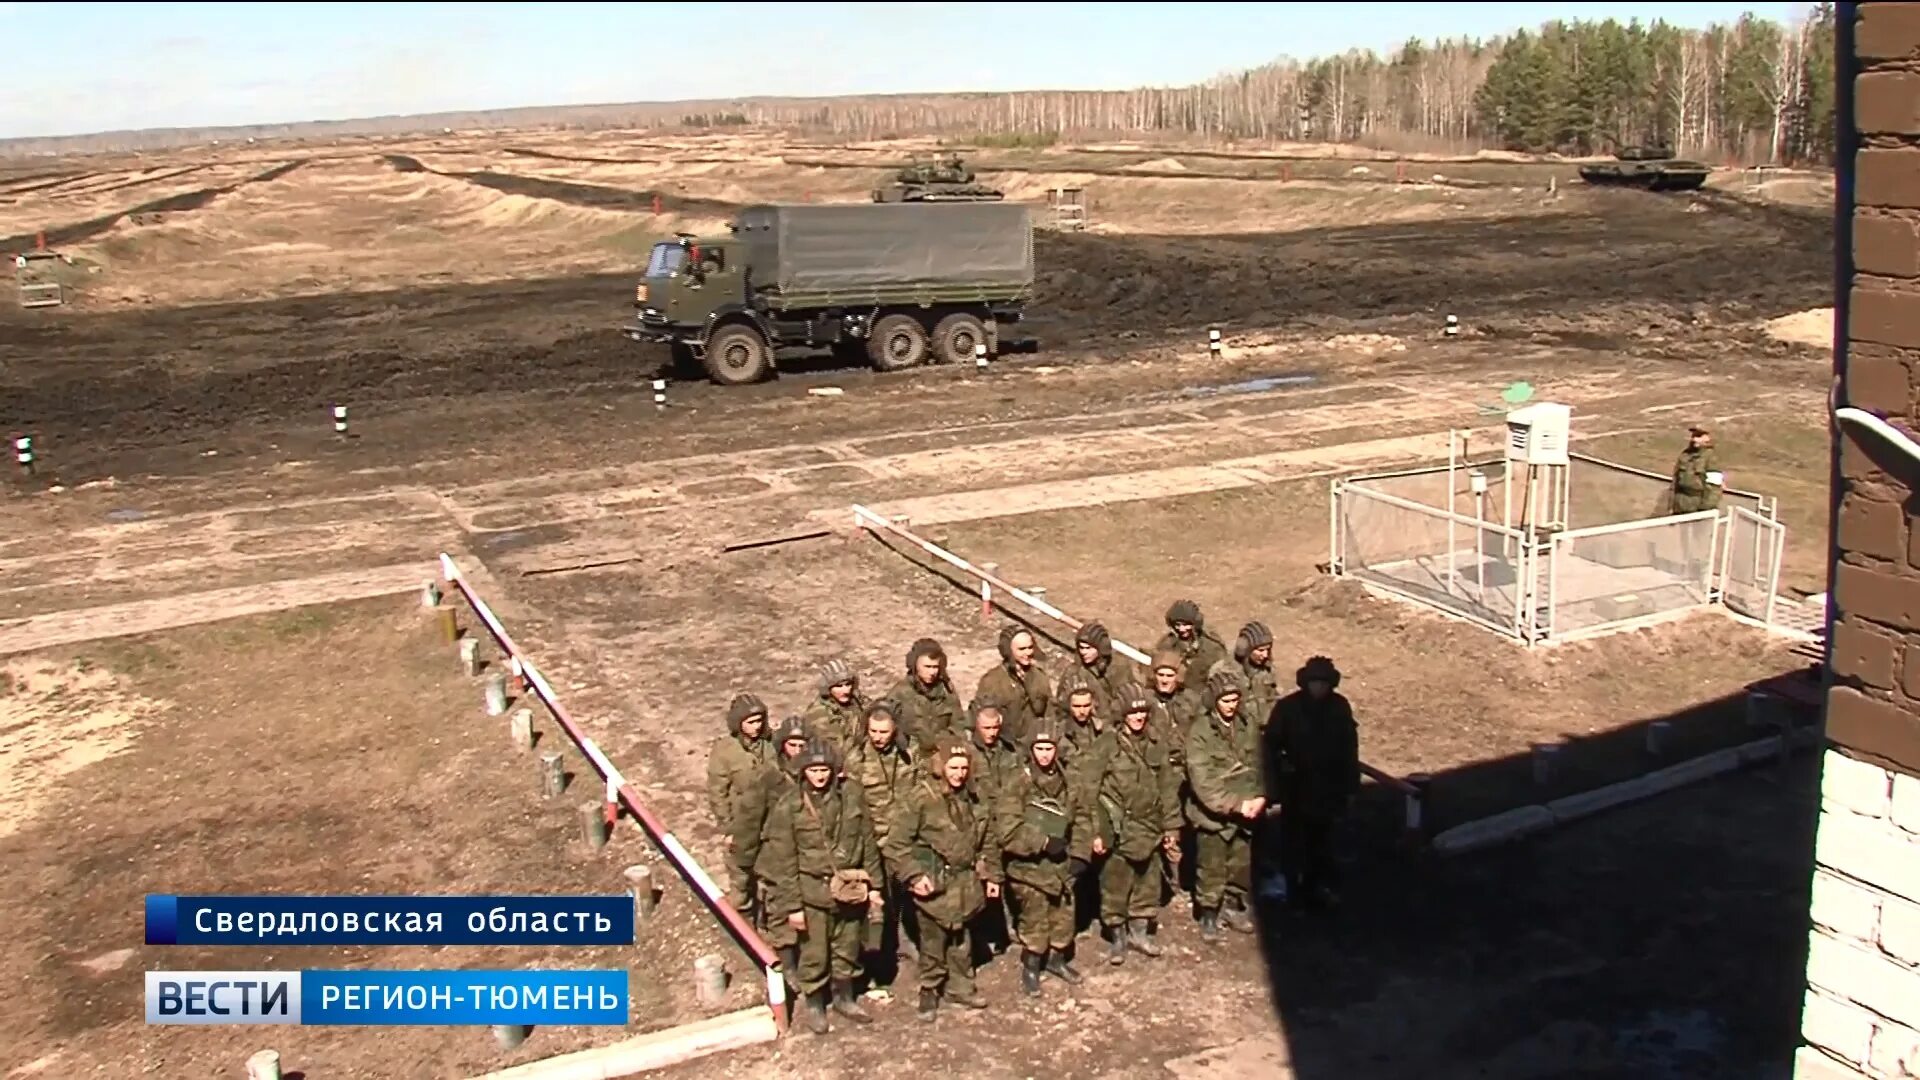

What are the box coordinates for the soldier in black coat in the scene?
[1263,656,1360,911]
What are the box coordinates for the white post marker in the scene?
[1208,327,1222,357]
[1444,315,1460,338]
[974,341,988,370]
[246,1050,282,1080]
[653,378,667,410]
[484,672,508,716]
[332,405,348,435]
[13,435,32,474]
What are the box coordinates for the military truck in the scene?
[623,201,1034,385]
[1577,146,1710,192]
[871,154,1005,203]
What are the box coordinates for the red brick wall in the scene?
[1831,2,1920,779]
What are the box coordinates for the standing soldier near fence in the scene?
[1184,671,1264,943]
[1157,599,1229,692]
[845,700,922,994]
[749,714,818,975]
[884,739,1002,1023]
[804,659,868,755]
[1668,425,1724,514]
[1055,672,1105,764]
[760,737,884,1034]
[1065,621,1130,715]
[1094,687,1183,964]
[706,693,777,926]
[975,625,1053,745]
[998,723,1095,995]
[887,638,967,742]
[1266,656,1361,913]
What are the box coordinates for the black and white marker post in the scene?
[1208,327,1222,358]
[332,405,349,436]
[13,435,32,476]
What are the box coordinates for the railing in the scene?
[1544,511,1719,638]
[1334,481,1530,639]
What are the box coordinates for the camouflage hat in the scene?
[906,637,946,673]
[726,692,768,730]
[1057,669,1096,699]
[1165,599,1203,628]
[1234,620,1273,661]
[1026,721,1064,751]
[1207,669,1244,703]
[797,736,839,773]
[773,714,811,746]
[1118,684,1152,715]
[1075,622,1112,656]
[817,658,857,694]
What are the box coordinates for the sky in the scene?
[0,1,1806,139]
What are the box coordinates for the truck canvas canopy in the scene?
[731,203,1033,294]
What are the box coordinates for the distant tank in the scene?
[871,154,1005,202]
[1577,146,1710,192]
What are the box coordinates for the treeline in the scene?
[0,8,1836,164]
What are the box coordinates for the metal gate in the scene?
[1720,506,1785,623]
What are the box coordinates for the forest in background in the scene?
[0,6,1837,164]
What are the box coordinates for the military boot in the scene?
[1106,924,1127,965]
[830,978,872,1025]
[803,989,829,1035]
[1221,895,1257,934]
[1045,949,1084,986]
[917,989,938,1023]
[1128,918,1164,957]
[1020,949,1044,996]
[779,947,803,996]
[1198,907,1222,944]
[946,986,989,1010]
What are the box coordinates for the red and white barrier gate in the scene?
[847,505,1429,837]
[437,554,788,1029]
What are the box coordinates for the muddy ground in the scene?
[0,129,1837,1078]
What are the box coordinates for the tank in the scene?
[1577,146,1711,192]
[871,154,1005,202]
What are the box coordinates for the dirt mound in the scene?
[1122,157,1189,173]
[1762,307,1832,349]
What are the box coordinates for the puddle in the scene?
[1180,373,1318,398]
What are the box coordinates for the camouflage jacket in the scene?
[1154,630,1230,694]
[974,662,1052,746]
[759,779,883,918]
[1671,446,1722,513]
[1184,708,1264,833]
[884,675,967,743]
[996,760,1093,895]
[966,733,1021,804]
[705,733,778,865]
[1093,724,1184,862]
[1151,687,1203,773]
[843,735,922,856]
[883,777,1002,930]
[742,757,805,877]
[1238,660,1279,732]
[802,691,868,757]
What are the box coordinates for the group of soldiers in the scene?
[706,599,1362,1034]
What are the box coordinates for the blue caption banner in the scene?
[145,895,635,946]
[145,970,630,1026]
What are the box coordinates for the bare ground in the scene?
[0,128,1838,1078]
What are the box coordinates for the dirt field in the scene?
[0,128,1836,1078]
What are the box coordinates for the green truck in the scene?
[622,201,1035,385]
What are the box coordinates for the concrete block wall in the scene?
[1803,6,1920,1079]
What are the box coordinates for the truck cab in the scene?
[633,235,739,336]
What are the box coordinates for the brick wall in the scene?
[1800,5,1920,1079]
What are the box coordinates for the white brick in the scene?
[1813,870,1885,942]
[1883,894,1920,967]
[1808,930,1920,1032]
[1804,989,1876,1064]
[1817,810,1920,905]
[1825,751,1895,818]
[1895,773,1920,835]
[1795,1044,1868,1079]
[1869,1020,1920,1079]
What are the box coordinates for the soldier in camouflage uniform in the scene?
[1232,621,1279,730]
[1148,648,1202,771]
[963,699,1020,956]
[974,624,1052,745]
[705,692,777,924]
[1064,621,1133,716]
[1156,599,1230,693]
[886,638,967,742]
[844,700,922,989]
[760,737,885,1034]
[1093,686,1183,964]
[803,658,868,755]
[1184,671,1265,943]
[747,715,818,964]
[997,723,1095,995]
[1055,672,1105,766]
[1668,425,1723,514]
[883,739,1002,1022]
[1266,656,1361,912]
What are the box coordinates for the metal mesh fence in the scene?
[1720,510,1781,619]
[1546,514,1717,637]
[1337,485,1525,634]
[1568,454,1771,526]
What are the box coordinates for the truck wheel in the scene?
[704,324,771,385]
[868,314,930,372]
[932,313,988,366]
